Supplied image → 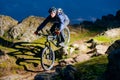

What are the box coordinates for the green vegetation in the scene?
[94,35,111,44]
[75,55,108,80]
[94,35,120,44]
[69,27,98,44]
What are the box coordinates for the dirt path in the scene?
[0,72,37,80]
[0,39,88,80]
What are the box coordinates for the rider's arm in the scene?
[36,16,50,32]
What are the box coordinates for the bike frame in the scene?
[41,30,59,48]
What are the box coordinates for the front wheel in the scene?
[41,46,55,70]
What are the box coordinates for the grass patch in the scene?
[94,35,120,44]
[94,35,111,44]
[0,45,17,54]
[70,29,98,44]
[75,55,108,80]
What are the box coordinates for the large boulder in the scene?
[56,65,78,80]
[0,15,18,37]
[99,40,120,80]
[106,40,120,54]
[9,16,45,42]
[34,65,78,80]
[74,54,90,62]
[100,49,120,80]
[9,16,52,42]
[0,15,50,42]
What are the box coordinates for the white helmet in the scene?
[57,8,63,13]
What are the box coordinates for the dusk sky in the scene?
[0,0,120,24]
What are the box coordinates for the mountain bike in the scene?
[39,27,70,70]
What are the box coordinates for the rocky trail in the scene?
[1,29,120,80]
[0,38,108,80]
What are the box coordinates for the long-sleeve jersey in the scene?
[36,13,69,32]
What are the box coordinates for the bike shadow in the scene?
[0,37,14,48]
[8,41,45,72]
[0,37,64,72]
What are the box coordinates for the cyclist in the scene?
[34,7,70,46]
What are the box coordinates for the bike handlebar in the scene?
[36,29,56,41]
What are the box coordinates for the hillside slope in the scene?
[0,15,120,80]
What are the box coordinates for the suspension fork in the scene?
[45,40,51,48]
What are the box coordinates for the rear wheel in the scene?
[63,27,70,45]
[41,46,55,70]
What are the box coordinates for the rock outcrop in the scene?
[9,16,45,42]
[80,9,120,29]
[99,49,120,80]
[105,40,120,54]
[104,28,120,38]
[0,15,18,37]
[98,40,120,80]
[0,15,51,42]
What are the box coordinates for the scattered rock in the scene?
[70,43,79,48]
[86,39,97,49]
[69,43,88,54]
[52,65,78,80]
[74,54,90,62]
[0,50,9,62]
[34,72,52,80]
[96,45,108,55]
[59,58,75,66]
[59,65,78,80]
[59,47,69,55]
[79,43,88,52]
[59,53,91,66]
[69,47,75,54]
[34,65,78,80]
[86,39,109,56]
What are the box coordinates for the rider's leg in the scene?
[50,23,61,45]
[58,31,65,47]
[60,30,65,43]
